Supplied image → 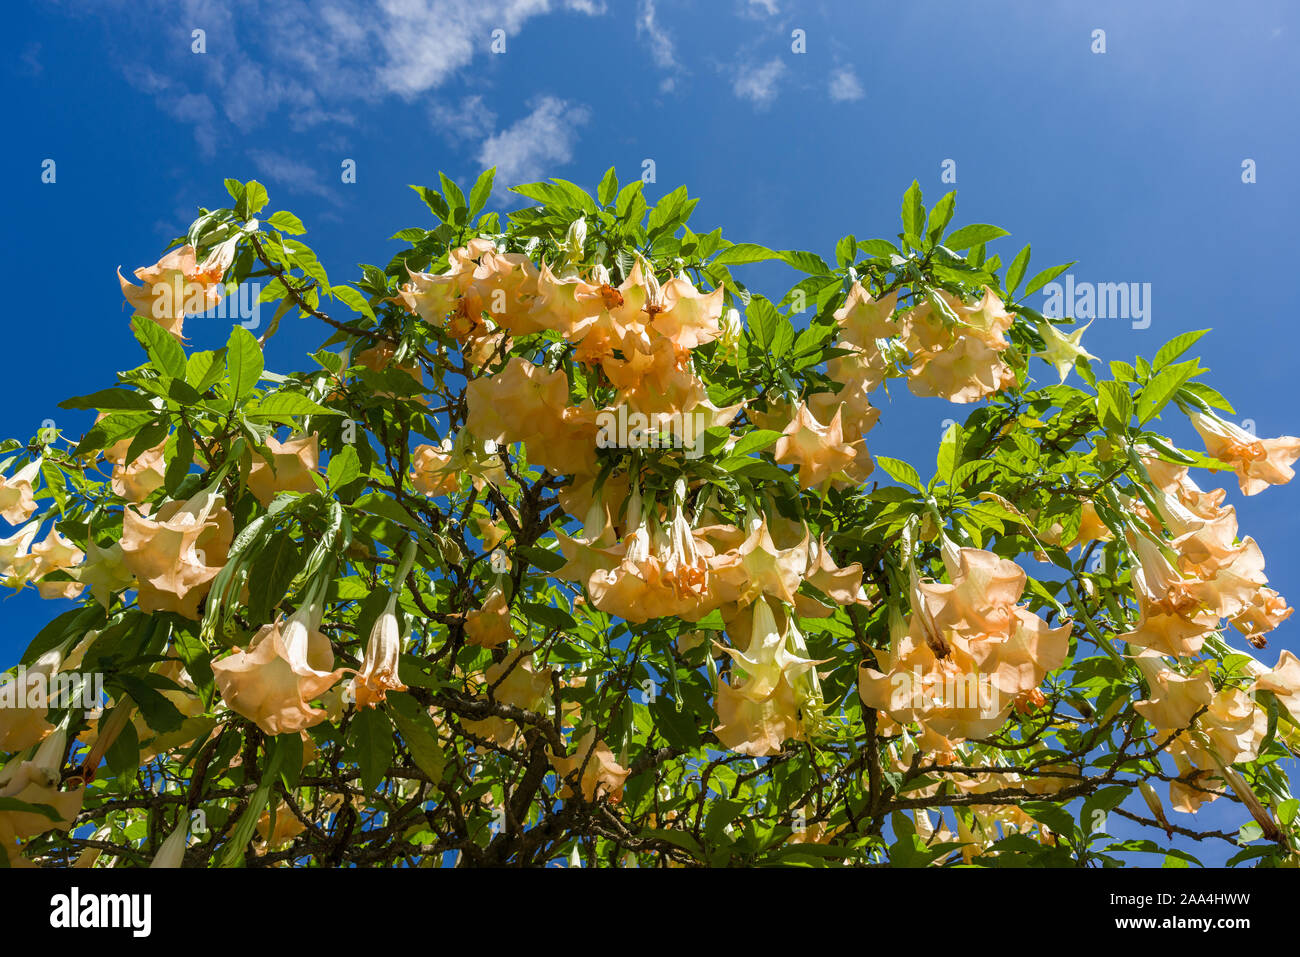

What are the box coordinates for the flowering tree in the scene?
[1,169,1297,868]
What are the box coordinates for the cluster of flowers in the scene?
[390,239,881,757]
[1120,421,1300,814]
[5,223,1300,862]
[858,538,1072,746]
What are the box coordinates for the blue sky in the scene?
[3,0,1299,864]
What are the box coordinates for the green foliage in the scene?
[1,170,1294,871]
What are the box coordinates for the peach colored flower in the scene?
[1189,410,1300,496]
[908,333,1016,403]
[1254,649,1300,719]
[548,727,630,803]
[465,585,515,649]
[120,486,234,619]
[462,649,553,747]
[0,648,61,752]
[1232,587,1293,644]
[795,536,868,618]
[351,541,419,709]
[650,275,724,351]
[118,245,225,341]
[0,521,41,591]
[101,432,167,503]
[714,671,802,757]
[212,598,349,735]
[246,434,320,506]
[410,443,459,497]
[0,458,42,525]
[465,357,570,446]
[1140,451,1225,518]
[31,529,85,600]
[77,540,135,609]
[775,402,857,489]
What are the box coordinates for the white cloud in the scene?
[430,95,500,144]
[746,0,778,15]
[829,66,864,102]
[247,149,341,203]
[476,96,592,186]
[637,0,681,75]
[732,58,786,108]
[84,0,605,150]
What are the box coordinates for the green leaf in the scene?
[936,422,962,483]
[438,172,467,222]
[858,239,899,259]
[59,388,152,412]
[331,284,375,320]
[712,243,780,266]
[0,797,64,822]
[115,673,185,735]
[410,185,449,221]
[1178,382,1235,414]
[1024,262,1075,297]
[349,706,395,795]
[1153,329,1210,370]
[944,223,1009,250]
[746,297,779,350]
[266,210,305,235]
[247,392,338,419]
[241,180,269,218]
[387,692,446,784]
[187,349,227,393]
[875,456,923,490]
[247,529,301,622]
[1005,244,1031,296]
[521,602,576,632]
[132,318,187,379]
[164,425,195,493]
[1136,360,1199,424]
[727,429,782,459]
[779,250,833,276]
[225,325,264,399]
[926,191,955,242]
[468,167,496,218]
[510,180,597,213]
[327,444,361,491]
[596,166,618,207]
[901,180,924,242]
[1021,801,1076,843]
[217,738,287,867]
[1096,381,1133,433]
[704,797,747,842]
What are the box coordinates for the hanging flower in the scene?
[351,539,419,708]
[0,458,42,525]
[548,727,630,804]
[246,434,321,506]
[118,244,225,341]
[31,529,85,599]
[212,587,349,734]
[410,443,459,497]
[1188,410,1300,496]
[464,584,515,650]
[119,485,234,619]
[775,402,858,489]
